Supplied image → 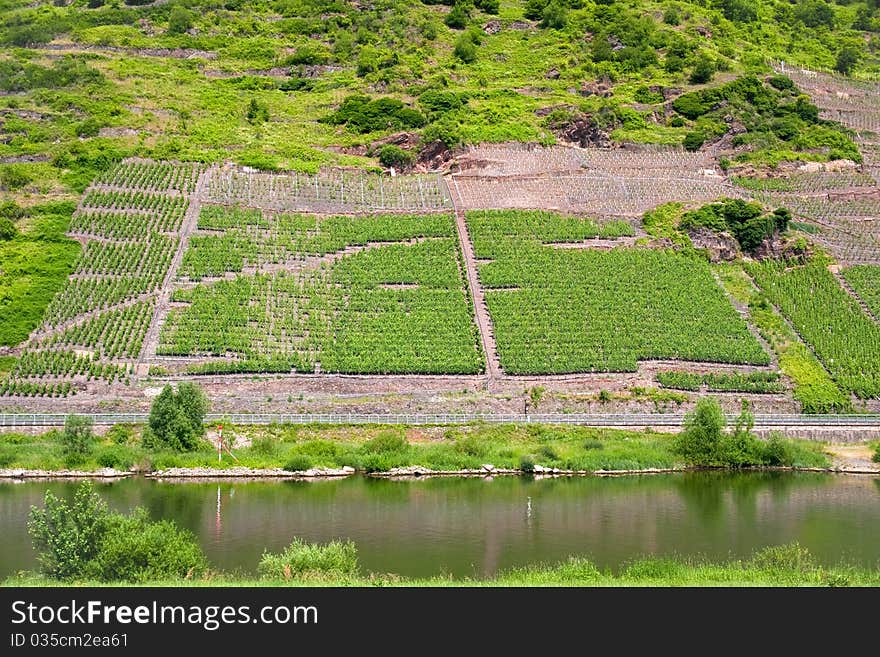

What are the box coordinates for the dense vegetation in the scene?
[163,208,484,374]
[680,198,791,253]
[656,370,785,393]
[468,210,769,373]
[0,419,829,473]
[670,74,861,165]
[747,256,880,399]
[842,264,880,317]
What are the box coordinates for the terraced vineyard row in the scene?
[842,265,880,317]
[94,159,207,193]
[2,161,200,396]
[181,209,454,280]
[467,210,769,374]
[203,167,453,213]
[160,209,483,375]
[747,258,880,399]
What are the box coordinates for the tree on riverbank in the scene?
[145,382,209,451]
[28,482,207,582]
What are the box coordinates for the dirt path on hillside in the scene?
[452,207,501,382]
[137,167,210,368]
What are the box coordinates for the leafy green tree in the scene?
[146,383,208,451]
[834,45,861,76]
[28,483,109,580]
[454,33,477,63]
[541,0,569,29]
[683,131,706,151]
[378,144,415,169]
[167,6,194,35]
[475,0,499,13]
[795,0,835,28]
[672,397,725,465]
[445,2,470,29]
[61,414,94,461]
[689,54,715,84]
[245,98,269,124]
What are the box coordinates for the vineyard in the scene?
[159,209,483,375]
[467,210,770,374]
[747,258,880,399]
[202,166,453,214]
[842,265,880,317]
[1,159,198,397]
[656,371,785,394]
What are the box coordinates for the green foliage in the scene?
[673,397,726,466]
[657,371,784,393]
[835,45,862,76]
[445,2,470,29]
[324,95,426,133]
[377,144,415,169]
[841,265,880,319]
[61,415,94,462]
[748,258,880,399]
[245,98,270,125]
[683,131,705,151]
[146,383,208,451]
[0,165,31,191]
[453,33,478,63]
[27,483,108,580]
[167,6,194,35]
[468,210,768,374]
[689,53,716,84]
[86,510,207,583]
[258,538,359,580]
[679,199,790,254]
[284,454,313,472]
[106,424,136,445]
[541,0,569,29]
[0,217,16,241]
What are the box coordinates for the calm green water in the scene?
[1,472,879,578]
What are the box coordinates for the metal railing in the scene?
[2,413,880,427]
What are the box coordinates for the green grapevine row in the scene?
[656,371,784,393]
[841,265,880,318]
[95,160,205,193]
[747,258,880,398]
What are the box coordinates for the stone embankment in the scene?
[146,466,356,479]
[0,468,129,479]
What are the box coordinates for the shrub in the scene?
[245,98,270,124]
[689,54,715,84]
[95,445,133,469]
[475,0,499,13]
[0,165,32,191]
[0,217,17,241]
[251,435,277,456]
[683,131,705,151]
[519,455,535,473]
[167,7,195,35]
[146,383,208,451]
[445,2,469,29]
[377,144,415,169]
[872,444,880,464]
[106,424,135,445]
[454,33,477,63]
[582,439,604,451]
[27,483,108,580]
[672,397,725,465]
[749,542,816,575]
[362,431,408,454]
[834,45,862,76]
[258,538,359,580]
[323,95,426,133]
[541,0,568,29]
[61,415,94,461]
[283,454,312,472]
[86,510,207,582]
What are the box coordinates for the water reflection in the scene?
[0,472,878,578]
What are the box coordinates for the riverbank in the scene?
[0,422,837,477]
[6,547,879,587]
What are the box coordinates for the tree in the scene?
[453,34,477,63]
[541,0,569,29]
[167,6,194,35]
[834,45,861,76]
[245,98,269,124]
[689,54,715,84]
[445,2,469,29]
[146,383,208,451]
[672,397,725,465]
[61,414,94,461]
[28,483,109,580]
[683,131,706,151]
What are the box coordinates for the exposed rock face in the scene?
[417,140,454,171]
[687,227,740,262]
[484,20,502,35]
[553,113,614,148]
[545,67,561,80]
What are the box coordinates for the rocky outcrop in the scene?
[687,227,740,262]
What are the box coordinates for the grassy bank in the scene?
[6,545,877,588]
[0,422,830,473]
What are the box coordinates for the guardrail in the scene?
[2,413,880,427]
